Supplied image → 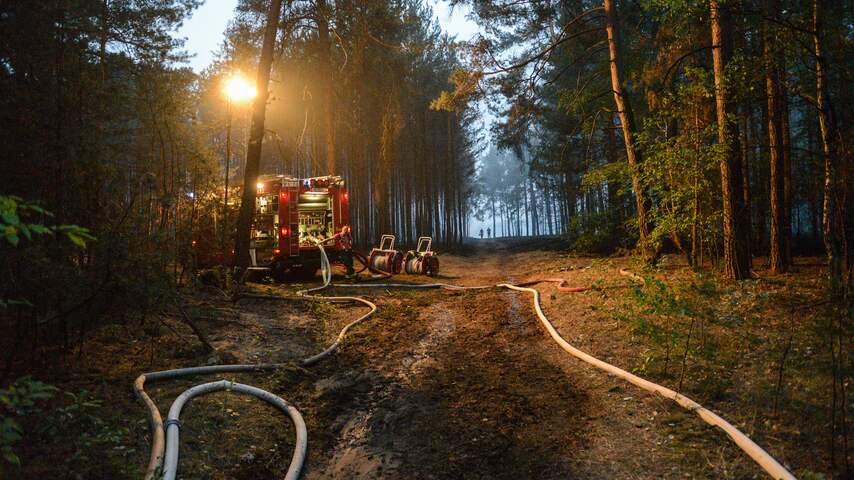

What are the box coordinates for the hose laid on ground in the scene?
[515,278,588,292]
[498,283,795,480]
[330,272,795,479]
[134,244,377,480]
[163,380,307,480]
[136,243,794,480]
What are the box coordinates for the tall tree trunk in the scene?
[711,0,751,280]
[812,0,846,294]
[234,0,283,270]
[739,104,751,253]
[764,0,788,273]
[762,0,789,273]
[316,0,335,174]
[603,0,654,262]
[99,0,109,82]
[222,102,232,261]
[491,194,496,237]
[692,103,703,267]
[751,101,767,249]
[375,98,399,237]
[780,80,793,266]
[523,182,530,236]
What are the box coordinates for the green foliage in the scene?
[0,195,98,320]
[565,212,632,254]
[0,0,220,368]
[0,377,56,468]
[637,68,720,256]
[580,161,630,196]
[431,68,482,113]
[615,274,725,387]
[0,196,94,248]
[26,389,140,477]
[571,161,634,252]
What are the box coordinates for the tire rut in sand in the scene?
[333,291,591,479]
[306,298,461,479]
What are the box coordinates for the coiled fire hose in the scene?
[164,381,307,480]
[134,242,377,480]
[134,243,795,480]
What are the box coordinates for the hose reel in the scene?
[367,234,403,274]
[404,236,439,276]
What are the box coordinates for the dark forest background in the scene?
[0,0,852,476]
[1,0,477,364]
[466,0,853,284]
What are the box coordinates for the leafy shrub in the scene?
[0,195,93,248]
[0,377,56,468]
[615,275,722,390]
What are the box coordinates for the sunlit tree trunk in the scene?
[235,0,283,271]
[764,0,788,274]
[316,0,335,174]
[603,0,654,262]
[711,0,751,280]
[812,0,846,294]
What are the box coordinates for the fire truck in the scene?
[250,174,350,281]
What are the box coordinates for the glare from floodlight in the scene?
[223,74,257,103]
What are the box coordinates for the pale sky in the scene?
[176,0,479,73]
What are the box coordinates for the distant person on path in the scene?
[487,227,491,238]
[479,228,483,239]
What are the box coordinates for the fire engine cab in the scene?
[251,174,350,281]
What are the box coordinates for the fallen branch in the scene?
[173,298,215,353]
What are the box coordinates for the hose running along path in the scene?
[135,243,795,480]
[331,276,796,480]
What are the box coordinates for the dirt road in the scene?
[194,242,759,480]
[10,241,815,478]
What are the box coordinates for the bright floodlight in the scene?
[223,74,256,103]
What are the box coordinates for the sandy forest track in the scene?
[197,242,774,480]
[14,240,809,478]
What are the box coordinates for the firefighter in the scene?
[331,225,356,279]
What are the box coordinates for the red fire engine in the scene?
[251,174,350,281]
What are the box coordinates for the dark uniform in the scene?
[333,226,355,277]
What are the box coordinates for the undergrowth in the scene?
[611,267,852,477]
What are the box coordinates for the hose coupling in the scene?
[164,419,182,430]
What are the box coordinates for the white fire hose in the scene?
[330,261,796,479]
[163,380,306,480]
[134,243,795,480]
[134,242,376,480]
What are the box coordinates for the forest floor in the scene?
[12,238,845,479]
